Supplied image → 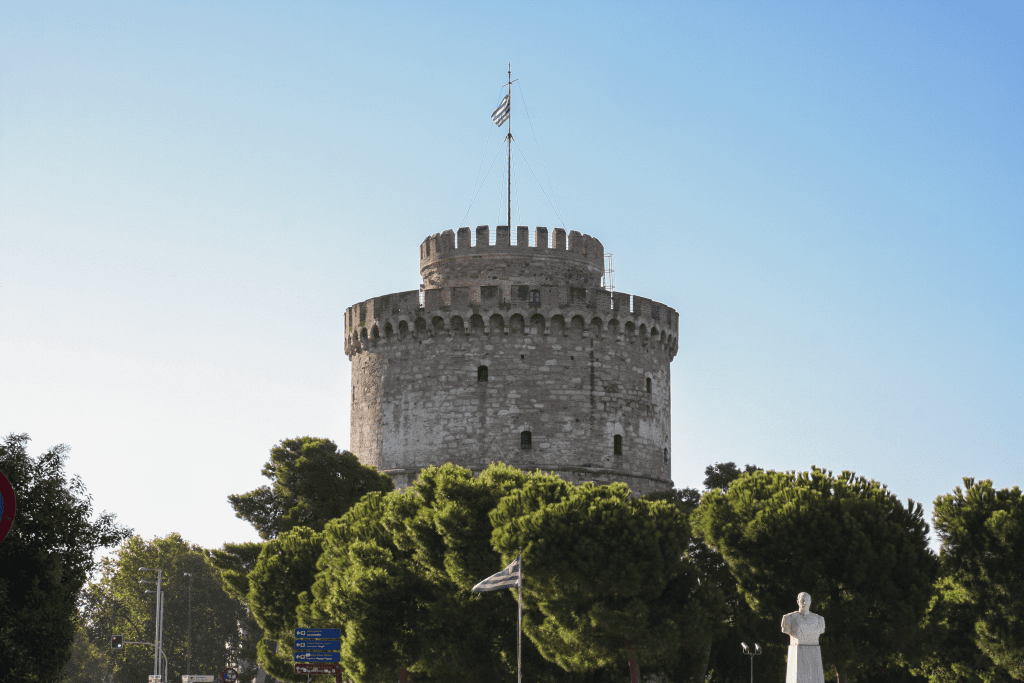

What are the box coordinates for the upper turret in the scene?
[419,225,605,290]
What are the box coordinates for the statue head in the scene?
[797,592,812,613]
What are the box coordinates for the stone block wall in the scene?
[345,281,678,495]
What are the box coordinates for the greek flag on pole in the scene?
[492,93,510,127]
[472,557,521,592]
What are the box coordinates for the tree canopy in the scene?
[702,461,761,493]
[692,466,937,682]
[228,436,393,540]
[0,433,131,682]
[297,464,552,683]
[205,444,1023,683]
[287,463,724,683]
[913,479,1024,683]
[60,618,113,683]
[83,533,250,683]
[492,470,723,680]
[210,436,394,680]
[246,526,326,681]
[646,461,763,683]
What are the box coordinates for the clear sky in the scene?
[2,1,1021,553]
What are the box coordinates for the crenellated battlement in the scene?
[418,226,605,290]
[344,285,678,358]
[347,226,678,496]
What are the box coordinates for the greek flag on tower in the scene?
[492,93,510,127]
[472,557,521,592]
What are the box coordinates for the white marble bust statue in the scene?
[781,592,826,683]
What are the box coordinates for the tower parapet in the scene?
[420,226,605,290]
[344,286,677,358]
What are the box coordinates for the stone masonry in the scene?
[344,225,678,495]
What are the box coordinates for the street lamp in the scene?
[184,571,193,680]
[741,642,762,683]
[140,567,164,681]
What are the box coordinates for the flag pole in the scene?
[517,548,523,683]
[506,62,512,233]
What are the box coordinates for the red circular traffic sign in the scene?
[0,471,16,544]
[221,668,238,683]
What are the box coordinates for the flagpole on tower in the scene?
[490,66,515,232]
[507,63,512,233]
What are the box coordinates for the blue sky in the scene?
[2,1,1021,552]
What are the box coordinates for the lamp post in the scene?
[140,567,164,681]
[741,642,762,683]
[184,571,193,680]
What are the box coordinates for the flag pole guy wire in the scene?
[516,81,566,228]
[471,551,524,683]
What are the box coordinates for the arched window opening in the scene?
[509,314,525,334]
[613,434,623,456]
[478,365,488,382]
[664,447,669,463]
[521,431,532,450]
[646,378,652,393]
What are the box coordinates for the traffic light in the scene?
[111,635,124,650]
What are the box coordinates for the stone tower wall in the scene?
[345,226,678,495]
[419,225,605,290]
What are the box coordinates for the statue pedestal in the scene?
[785,644,825,683]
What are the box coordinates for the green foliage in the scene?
[297,463,723,683]
[208,541,265,602]
[647,461,764,683]
[60,619,112,683]
[216,436,393,681]
[693,466,937,682]
[0,433,131,683]
[300,464,538,683]
[83,533,251,683]
[247,527,325,681]
[228,437,393,540]
[206,541,268,683]
[702,461,761,493]
[492,473,724,680]
[913,479,1024,683]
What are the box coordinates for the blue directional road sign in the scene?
[295,640,341,651]
[295,652,341,663]
[294,628,341,639]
